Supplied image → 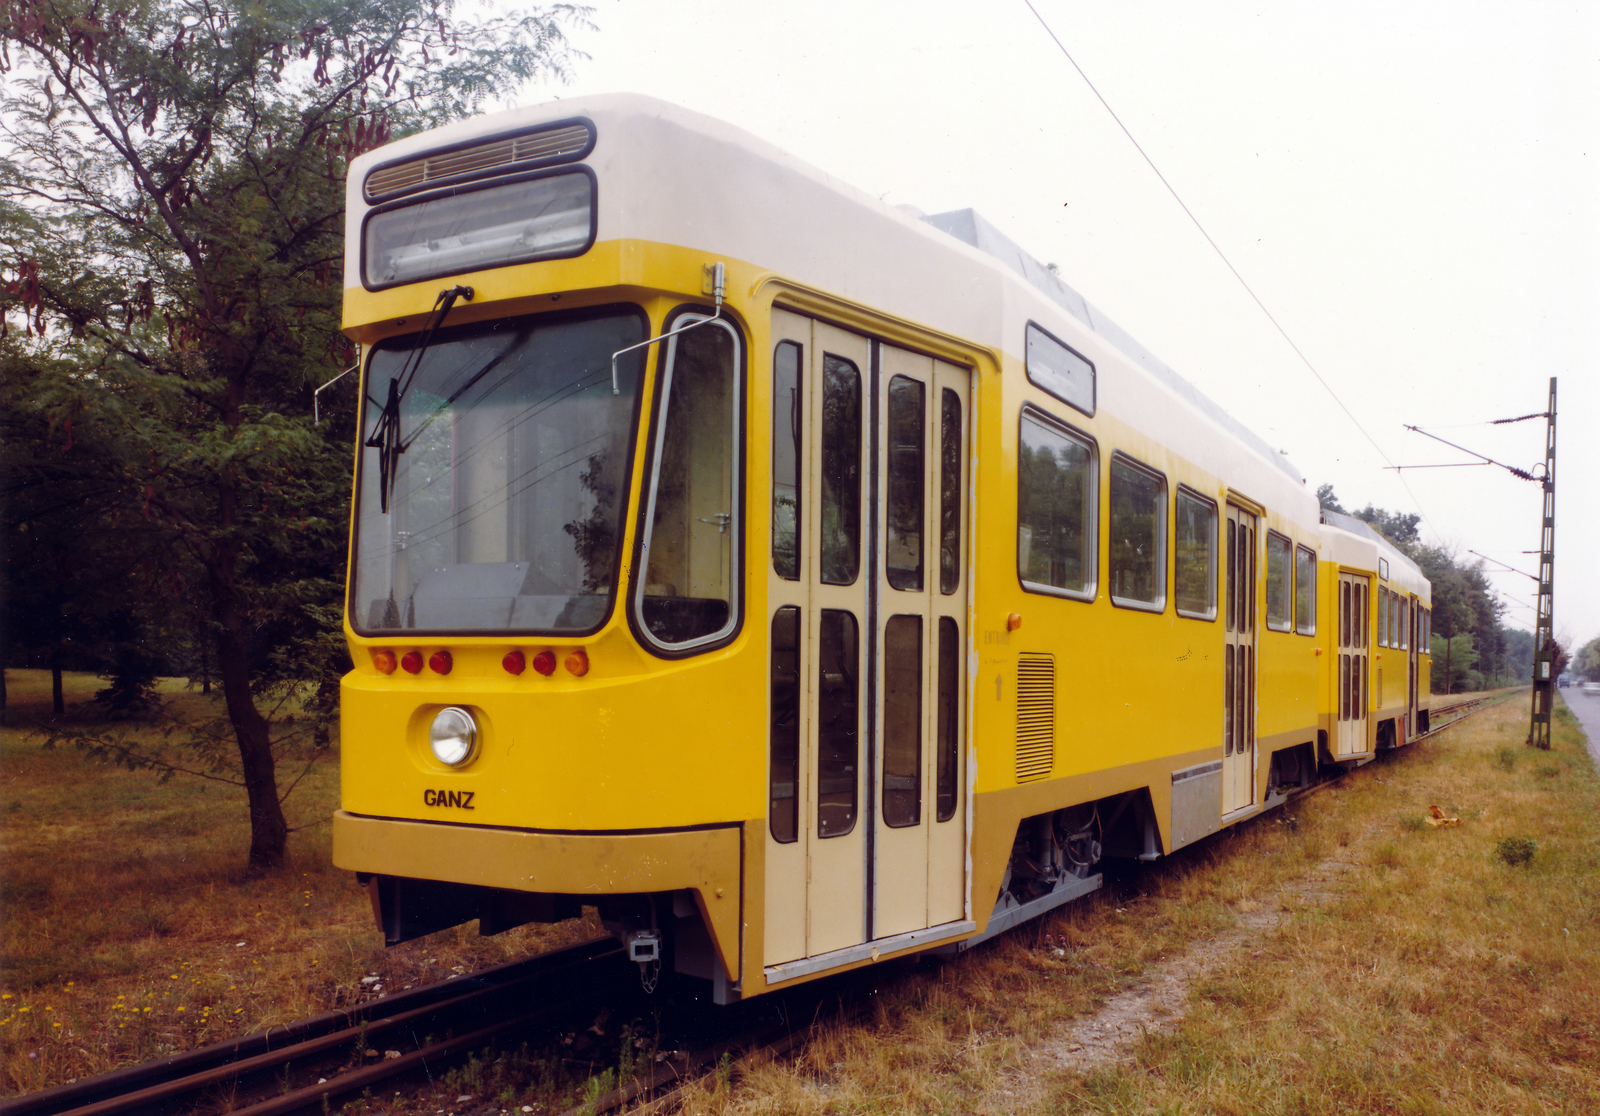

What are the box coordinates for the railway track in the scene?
[0,937,628,1116]
[1413,690,1519,742]
[5,692,1521,1116]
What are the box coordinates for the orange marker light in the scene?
[564,649,590,677]
[400,651,424,675]
[1006,612,1023,631]
[502,650,526,675]
[428,650,453,675]
[371,649,397,675]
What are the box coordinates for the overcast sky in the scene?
[526,0,1598,649]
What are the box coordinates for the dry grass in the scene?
[673,693,1599,1116]
[0,669,597,1098]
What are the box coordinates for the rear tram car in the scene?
[333,95,1432,1001]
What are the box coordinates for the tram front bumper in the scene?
[332,810,742,977]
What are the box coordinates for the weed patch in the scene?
[0,670,598,1097]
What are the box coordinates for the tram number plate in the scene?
[423,789,475,810]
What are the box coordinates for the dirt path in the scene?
[981,838,1365,1113]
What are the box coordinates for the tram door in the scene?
[1335,572,1369,756]
[765,310,969,968]
[1406,596,1419,738]
[1223,505,1257,814]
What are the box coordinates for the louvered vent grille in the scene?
[1015,653,1055,782]
[364,123,592,201]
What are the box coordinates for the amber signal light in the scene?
[503,650,526,675]
[371,649,397,675]
[531,650,557,677]
[429,650,453,675]
[400,651,424,674]
[564,649,590,677]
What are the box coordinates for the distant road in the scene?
[1559,688,1600,768]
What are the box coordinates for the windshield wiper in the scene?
[364,284,475,513]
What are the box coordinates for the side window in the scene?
[1017,408,1097,600]
[886,376,926,591]
[1174,488,1217,620]
[817,609,859,837]
[1294,545,1316,634]
[936,617,960,821]
[772,341,802,580]
[939,389,962,595]
[1109,453,1166,611]
[769,607,800,843]
[1025,322,1095,416]
[1379,587,1389,647]
[1265,532,1292,631]
[636,316,742,652]
[820,355,862,586]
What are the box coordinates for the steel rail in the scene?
[1,937,623,1116]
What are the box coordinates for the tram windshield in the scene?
[352,309,645,634]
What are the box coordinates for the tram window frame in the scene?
[1016,406,1098,603]
[1294,545,1316,635]
[772,340,803,581]
[1024,321,1095,418]
[360,165,598,292]
[1264,531,1293,631]
[1173,487,1218,621]
[628,307,747,659]
[347,302,649,640]
[1108,452,1167,613]
[1378,587,1389,647]
[768,607,801,844]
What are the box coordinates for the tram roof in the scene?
[1320,510,1429,598]
[347,94,1313,514]
[922,208,1303,487]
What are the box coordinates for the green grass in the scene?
[0,669,596,1098]
[675,694,1600,1115]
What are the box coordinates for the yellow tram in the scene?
[332,95,1431,1001]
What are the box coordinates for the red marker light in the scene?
[564,649,590,678]
[428,650,453,675]
[503,650,526,675]
[371,649,397,675]
[531,650,557,677]
[400,651,424,675]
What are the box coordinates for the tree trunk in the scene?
[210,531,288,871]
[217,626,288,869]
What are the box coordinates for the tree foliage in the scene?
[1,0,589,868]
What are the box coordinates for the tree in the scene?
[1574,635,1600,682]
[1353,504,1421,551]
[1316,483,1346,514]
[1,0,589,869]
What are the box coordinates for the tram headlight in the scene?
[429,707,478,767]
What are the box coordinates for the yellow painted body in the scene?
[335,97,1419,997]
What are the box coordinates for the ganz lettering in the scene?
[423,789,475,810]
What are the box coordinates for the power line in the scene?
[1020,0,1440,541]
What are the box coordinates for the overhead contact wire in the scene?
[1021,0,1440,541]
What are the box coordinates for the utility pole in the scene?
[1401,380,1558,747]
[1528,378,1557,750]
